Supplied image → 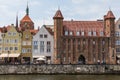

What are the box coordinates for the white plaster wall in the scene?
[32,25,54,63]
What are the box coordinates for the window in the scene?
[116,48,120,52]
[8,32,11,36]
[6,39,9,43]
[22,48,26,53]
[100,31,104,36]
[13,32,16,36]
[65,31,68,36]
[27,48,31,53]
[40,41,44,52]
[81,31,84,36]
[10,47,13,50]
[34,45,38,50]
[47,41,51,53]
[76,31,80,36]
[116,40,120,45]
[33,41,38,45]
[33,41,38,50]
[0,47,2,51]
[44,34,47,38]
[40,34,43,38]
[14,47,18,50]
[69,31,73,35]
[93,31,96,36]
[116,31,120,37]
[119,25,120,29]
[15,39,18,43]
[88,31,92,36]
[5,47,8,50]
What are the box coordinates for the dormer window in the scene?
[76,31,80,36]
[88,31,92,36]
[81,31,84,36]
[69,31,73,35]
[65,31,68,36]
[93,31,96,36]
[100,31,104,36]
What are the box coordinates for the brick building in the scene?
[53,9,116,64]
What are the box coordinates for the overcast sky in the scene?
[0,0,120,29]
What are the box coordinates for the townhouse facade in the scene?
[21,29,32,63]
[1,24,22,63]
[32,25,54,64]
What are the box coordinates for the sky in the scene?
[0,0,120,29]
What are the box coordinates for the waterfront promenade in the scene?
[0,64,120,75]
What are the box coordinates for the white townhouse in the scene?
[32,25,54,64]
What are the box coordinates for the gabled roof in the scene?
[44,25,54,35]
[20,15,33,23]
[53,10,64,19]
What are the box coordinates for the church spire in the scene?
[26,2,29,15]
[16,12,18,28]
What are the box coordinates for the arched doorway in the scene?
[78,55,85,64]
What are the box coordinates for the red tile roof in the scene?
[44,25,54,35]
[63,20,104,36]
[20,15,33,22]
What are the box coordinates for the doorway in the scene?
[78,55,85,64]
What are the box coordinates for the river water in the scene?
[0,75,119,80]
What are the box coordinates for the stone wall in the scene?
[0,64,120,75]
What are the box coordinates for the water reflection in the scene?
[0,75,120,80]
